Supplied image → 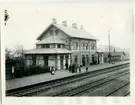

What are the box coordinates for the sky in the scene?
[1,0,133,50]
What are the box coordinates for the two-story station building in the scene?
[25,18,99,70]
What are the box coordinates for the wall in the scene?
[70,38,97,66]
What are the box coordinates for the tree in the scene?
[5,48,12,59]
[13,44,24,58]
[12,44,25,66]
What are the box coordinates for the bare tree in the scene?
[13,44,24,58]
[5,48,12,59]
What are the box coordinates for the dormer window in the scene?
[46,44,50,48]
[42,45,45,48]
[61,44,65,48]
[57,44,61,48]
[55,30,59,35]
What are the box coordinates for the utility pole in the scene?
[108,27,112,63]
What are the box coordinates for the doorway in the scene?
[60,55,64,69]
[92,55,94,64]
[82,55,85,66]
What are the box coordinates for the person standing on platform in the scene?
[51,66,55,75]
[86,66,88,72]
[12,66,15,78]
[72,64,75,73]
[79,65,81,73]
[76,64,79,73]
[69,64,71,72]
[65,63,68,70]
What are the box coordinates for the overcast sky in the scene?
[2,0,133,50]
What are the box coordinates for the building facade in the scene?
[25,19,98,70]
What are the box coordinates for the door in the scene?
[82,55,85,66]
[74,55,78,64]
[65,55,68,64]
[60,55,64,69]
[92,55,94,64]
[44,56,48,67]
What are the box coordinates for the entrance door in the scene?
[65,55,68,64]
[82,55,85,66]
[86,55,89,66]
[74,55,78,64]
[92,55,95,64]
[44,56,48,67]
[60,55,64,69]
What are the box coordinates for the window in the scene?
[86,44,88,49]
[61,44,65,48]
[36,45,41,49]
[41,45,45,48]
[50,44,55,48]
[36,56,44,66]
[74,55,78,63]
[52,44,55,48]
[45,44,50,48]
[73,42,78,50]
[65,55,68,64]
[57,44,61,48]
[26,56,33,66]
[73,43,76,49]
[76,43,79,49]
[82,43,85,49]
[91,43,95,50]
[55,30,59,35]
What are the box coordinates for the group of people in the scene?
[65,63,89,73]
[50,63,89,75]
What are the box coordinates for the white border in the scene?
[1,0,135,105]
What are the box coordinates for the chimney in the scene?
[62,21,67,26]
[80,25,83,29]
[72,23,77,28]
[52,18,57,24]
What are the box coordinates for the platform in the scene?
[6,61,129,90]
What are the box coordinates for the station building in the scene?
[24,18,98,70]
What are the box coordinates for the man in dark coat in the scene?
[69,65,71,72]
[86,66,88,72]
[72,64,75,73]
[65,63,68,70]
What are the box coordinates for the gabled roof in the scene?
[37,23,98,40]
[24,48,71,54]
[36,35,65,44]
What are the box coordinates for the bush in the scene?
[14,64,24,78]
[24,65,50,76]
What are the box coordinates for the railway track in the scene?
[124,91,130,96]
[6,63,129,96]
[106,82,130,96]
[52,70,129,96]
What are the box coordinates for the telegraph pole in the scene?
[108,16,112,63]
[108,27,112,63]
